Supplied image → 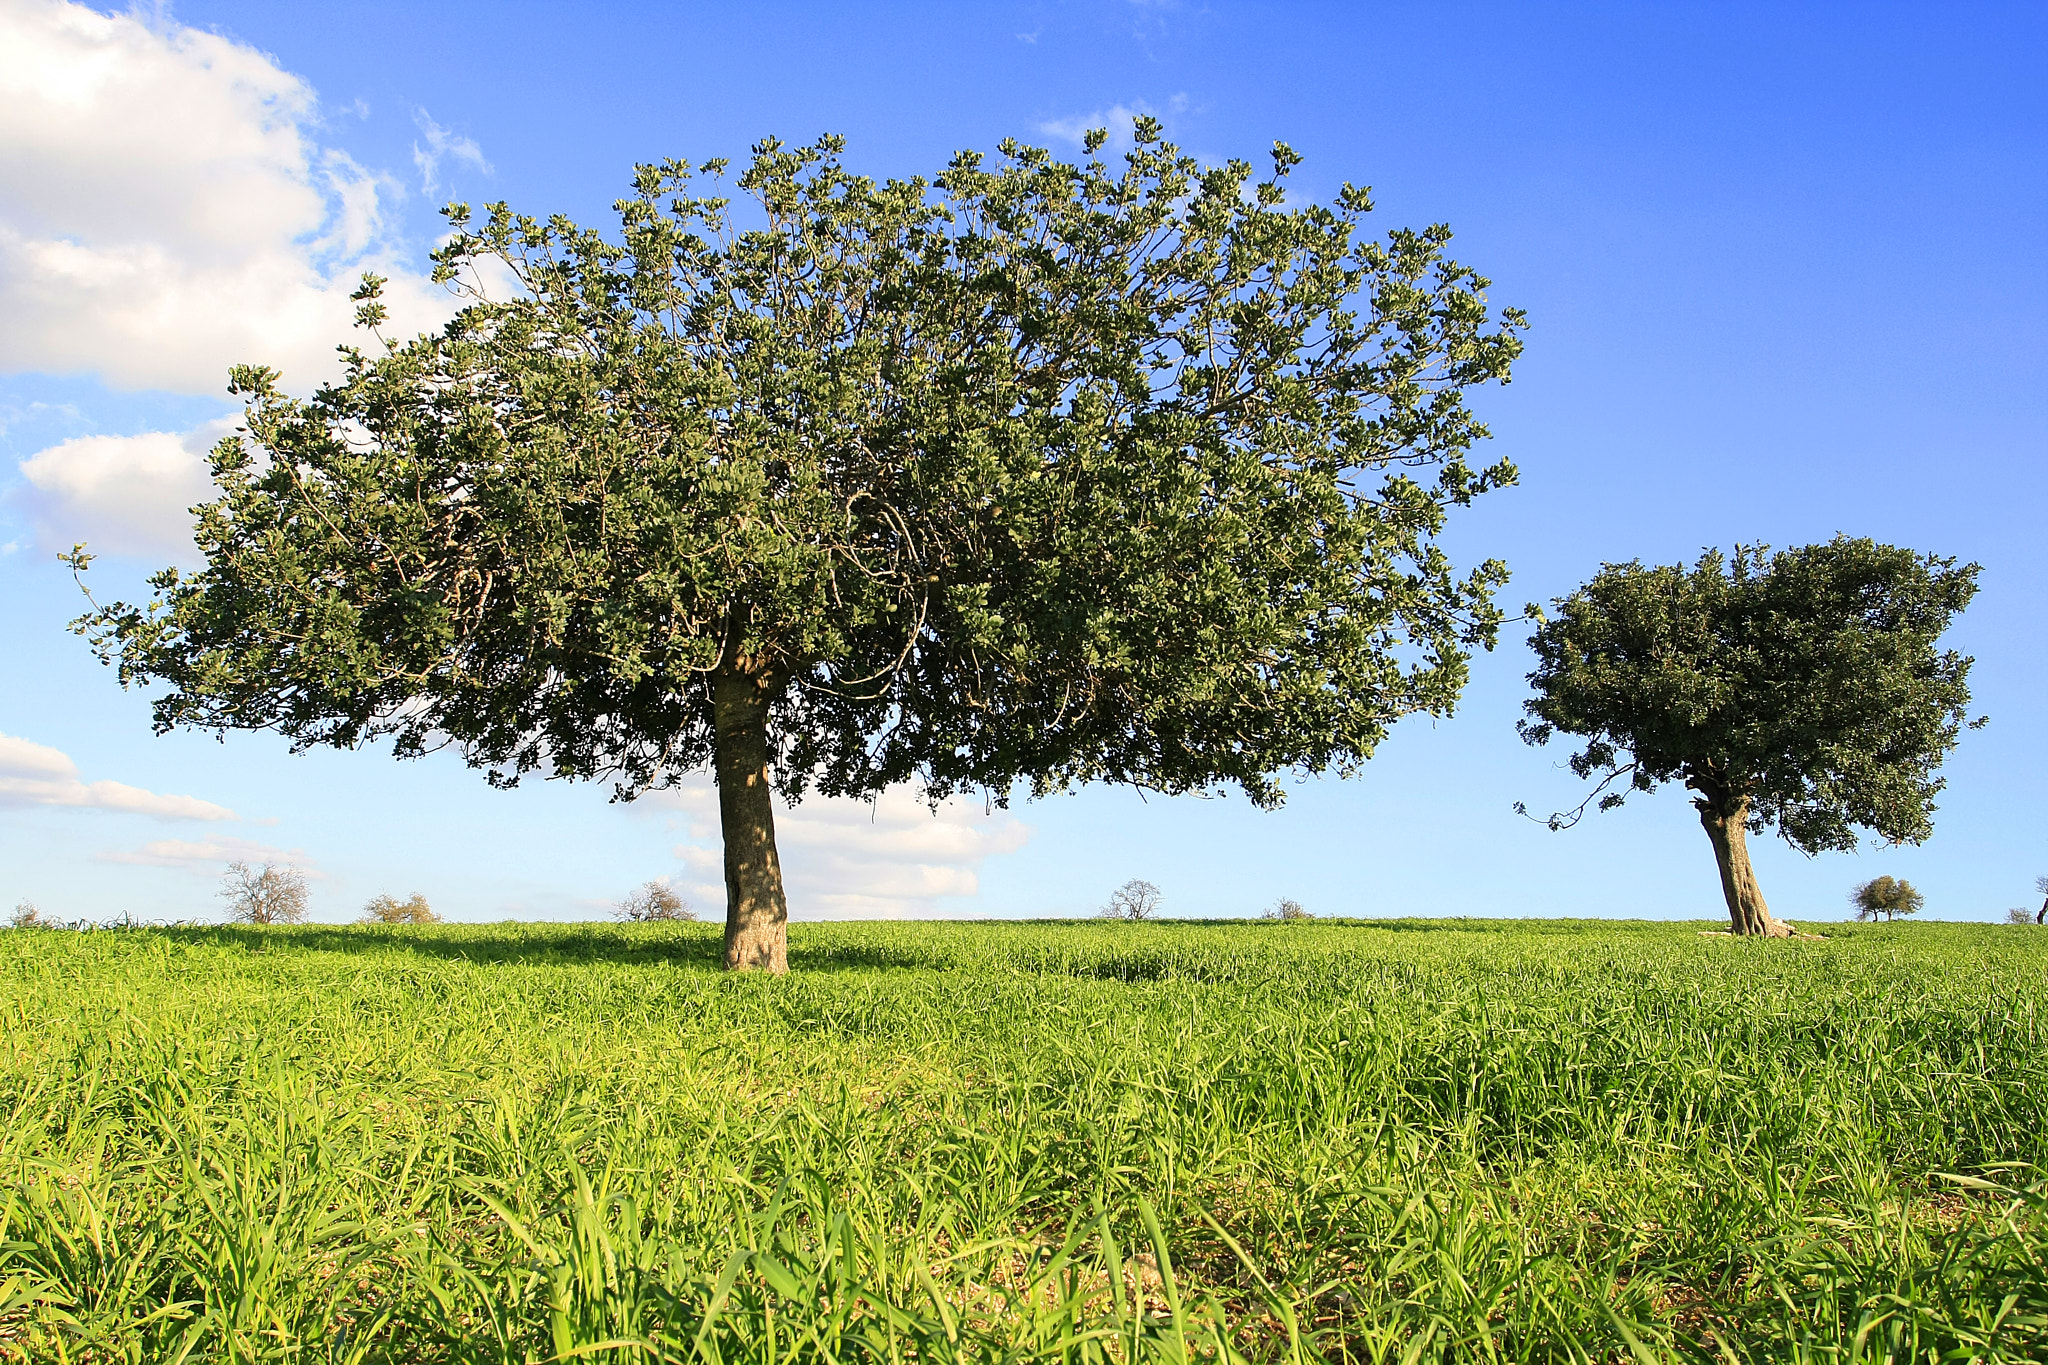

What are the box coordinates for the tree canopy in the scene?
[1850,875,1923,922]
[72,126,1526,968]
[1520,539,1980,934]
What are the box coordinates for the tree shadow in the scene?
[155,923,725,969]
[147,923,967,974]
[1287,916,1705,935]
[130,915,1694,978]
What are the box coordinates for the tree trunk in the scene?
[712,667,788,973]
[1697,795,1792,936]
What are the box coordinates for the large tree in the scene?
[71,126,1526,970]
[1519,539,1980,935]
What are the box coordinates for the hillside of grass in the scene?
[2,917,2045,1362]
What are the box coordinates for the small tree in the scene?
[2036,875,2048,925]
[1850,875,1923,922]
[1263,897,1313,920]
[219,860,309,925]
[1521,540,1979,936]
[361,892,438,924]
[2007,906,2033,925]
[1099,879,1163,921]
[9,900,48,929]
[616,881,695,922]
[70,128,1525,972]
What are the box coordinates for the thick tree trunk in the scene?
[712,668,788,973]
[1697,795,1791,936]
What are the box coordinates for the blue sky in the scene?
[2,0,2042,925]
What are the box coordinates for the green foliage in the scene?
[2,918,2045,1360]
[360,892,439,924]
[1851,875,1925,922]
[68,126,1524,819]
[217,859,308,925]
[1520,539,1981,850]
[616,880,695,922]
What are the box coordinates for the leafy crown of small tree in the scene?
[1849,875,1924,921]
[1520,539,1980,853]
[361,892,438,924]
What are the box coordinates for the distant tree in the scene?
[361,892,439,924]
[1263,897,1313,920]
[615,881,695,922]
[219,861,309,925]
[2036,875,2048,925]
[9,900,48,929]
[1850,875,1924,922]
[1100,879,1164,921]
[1521,540,1979,936]
[68,126,1525,973]
[2007,906,2034,925]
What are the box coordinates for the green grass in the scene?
[1,917,2044,1362]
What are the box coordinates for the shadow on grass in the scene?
[154,923,721,968]
[145,923,961,974]
[123,915,1755,978]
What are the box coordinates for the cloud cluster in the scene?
[654,782,1031,919]
[15,415,236,556]
[0,732,235,820]
[1035,94,1188,152]
[0,0,457,395]
[100,834,316,874]
[413,108,489,193]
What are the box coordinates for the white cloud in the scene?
[0,732,236,820]
[1037,102,1157,152]
[14,415,235,556]
[100,833,319,874]
[653,781,1031,919]
[0,0,454,394]
[1036,94,1193,153]
[411,107,489,193]
[0,397,85,436]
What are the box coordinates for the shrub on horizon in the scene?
[361,893,438,924]
[615,881,694,922]
[2007,906,2034,925]
[9,900,48,929]
[1263,898,1313,920]
[1850,875,1924,923]
[1099,879,1163,921]
[220,860,309,925]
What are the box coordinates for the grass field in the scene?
[1,917,2044,1363]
